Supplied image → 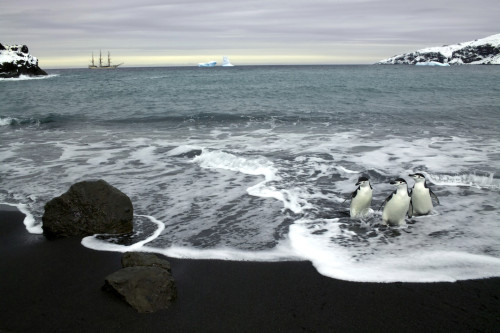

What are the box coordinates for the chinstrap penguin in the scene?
[409,173,439,215]
[349,176,373,218]
[380,178,412,226]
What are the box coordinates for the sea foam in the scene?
[2,66,499,283]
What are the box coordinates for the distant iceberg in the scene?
[415,61,450,67]
[222,56,234,67]
[198,61,216,67]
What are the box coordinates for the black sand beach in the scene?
[1,207,499,333]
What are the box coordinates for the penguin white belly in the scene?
[382,194,410,226]
[411,188,433,215]
[350,189,372,217]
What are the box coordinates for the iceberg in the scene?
[222,56,234,67]
[198,61,216,67]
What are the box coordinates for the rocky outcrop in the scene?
[0,43,48,78]
[42,180,133,238]
[104,252,176,313]
[377,34,500,65]
[122,252,172,272]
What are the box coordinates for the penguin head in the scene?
[355,176,371,187]
[409,173,426,183]
[390,178,408,187]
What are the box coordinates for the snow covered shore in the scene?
[377,34,500,65]
[0,43,47,78]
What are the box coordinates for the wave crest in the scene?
[428,172,500,189]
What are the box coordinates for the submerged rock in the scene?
[42,180,133,238]
[0,43,48,78]
[104,252,176,313]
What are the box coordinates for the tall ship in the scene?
[89,50,122,69]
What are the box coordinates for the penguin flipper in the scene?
[378,192,394,211]
[430,189,440,205]
[351,187,360,199]
[343,187,360,204]
[408,200,413,218]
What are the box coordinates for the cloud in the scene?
[1,0,498,67]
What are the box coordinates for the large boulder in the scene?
[0,43,48,78]
[104,252,176,313]
[42,180,133,238]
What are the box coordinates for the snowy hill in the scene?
[377,34,500,65]
[0,43,47,78]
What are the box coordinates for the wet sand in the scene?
[1,208,499,332]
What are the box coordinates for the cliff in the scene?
[377,34,500,65]
[0,43,48,78]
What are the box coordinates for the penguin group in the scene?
[348,173,439,226]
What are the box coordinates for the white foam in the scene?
[129,146,157,164]
[3,123,500,283]
[81,214,165,252]
[427,172,500,190]
[193,150,278,181]
[0,202,42,234]
[145,243,297,262]
[193,149,311,213]
[0,74,59,81]
[0,117,14,126]
[81,214,298,261]
[336,166,359,174]
[288,218,500,282]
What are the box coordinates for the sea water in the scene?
[1,65,499,282]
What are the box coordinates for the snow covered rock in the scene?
[377,34,500,65]
[0,43,48,78]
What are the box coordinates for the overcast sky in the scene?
[1,0,498,68]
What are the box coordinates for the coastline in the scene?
[1,207,499,332]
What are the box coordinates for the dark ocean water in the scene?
[1,65,499,282]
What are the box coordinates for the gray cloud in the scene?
[1,0,498,66]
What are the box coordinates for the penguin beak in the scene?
[390,181,396,185]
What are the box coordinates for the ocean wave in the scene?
[0,117,15,126]
[0,74,59,81]
[193,149,278,181]
[427,172,500,189]
[0,113,79,128]
[193,149,311,213]
[109,113,336,127]
[166,145,203,158]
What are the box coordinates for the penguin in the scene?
[409,173,440,216]
[380,178,412,226]
[349,176,373,218]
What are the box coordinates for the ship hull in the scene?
[88,65,121,69]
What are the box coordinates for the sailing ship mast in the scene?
[88,50,123,69]
[89,52,97,69]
